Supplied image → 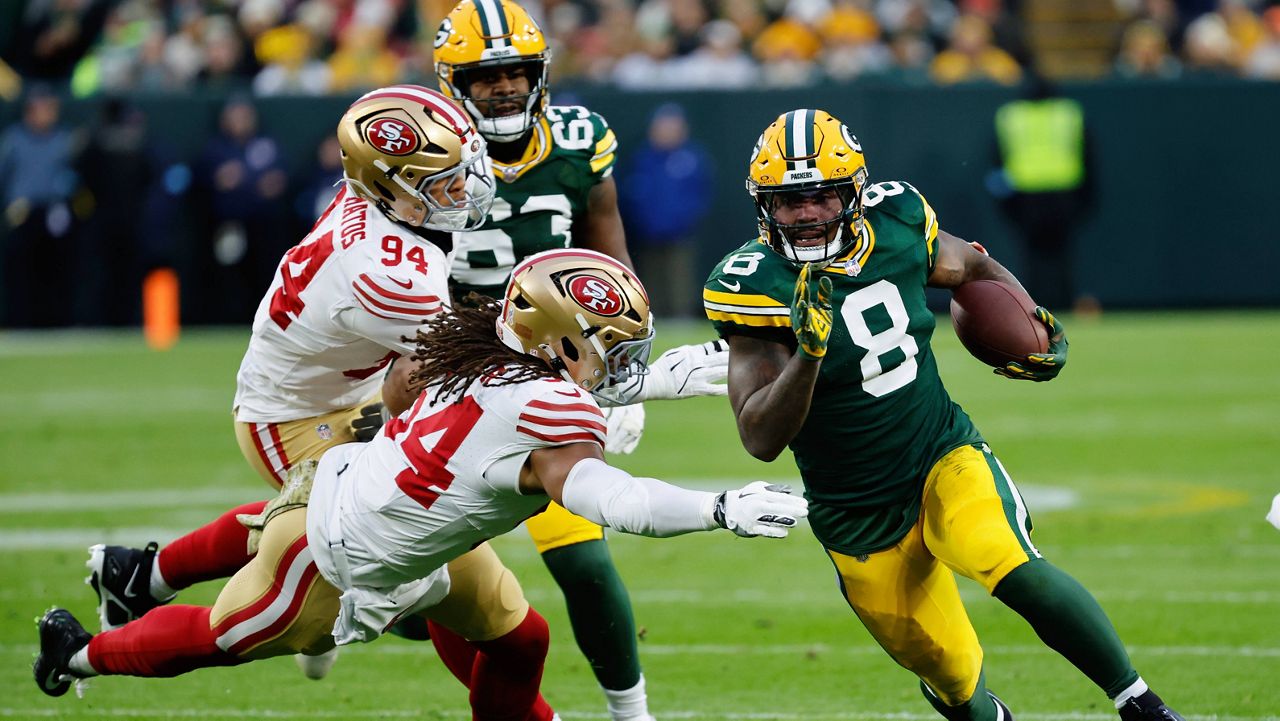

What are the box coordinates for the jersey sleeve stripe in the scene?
[702,289,785,307]
[592,134,618,159]
[589,153,616,174]
[354,284,443,320]
[703,300,789,316]
[517,426,606,446]
[525,399,605,418]
[518,413,608,432]
[355,273,441,303]
[705,309,791,327]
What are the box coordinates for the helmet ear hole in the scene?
[372,181,397,203]
[512,293,532,310]
[559,337,579,362]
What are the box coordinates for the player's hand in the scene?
[995,307,1068,382]
[634,340,728,401]
[351,402,390,442]
[713,481,808,538]
[791,263,834,361]
[602,403,645,454]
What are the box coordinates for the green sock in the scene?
[920,671,1002,721]
[993,558,1139,697]
[541,539,642,691]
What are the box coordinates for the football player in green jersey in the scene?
[705,109,1184,721]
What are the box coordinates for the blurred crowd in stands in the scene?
[3,0,1280,103]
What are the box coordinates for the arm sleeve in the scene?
[588,112,618,181]
[333,247,448,353]
[561,458,718,537]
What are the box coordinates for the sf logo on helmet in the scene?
[568,275,624,316]
[366,118,419,156]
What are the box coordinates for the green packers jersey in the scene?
[451,105,618,299]
[704,181,983,556]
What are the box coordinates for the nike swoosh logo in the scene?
[388,277,413,290]
[122,564,142,598]
[44,666,65,691]
[717,280,741,292]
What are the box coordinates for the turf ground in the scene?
[1,312,1278,720]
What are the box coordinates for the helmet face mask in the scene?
[434,0,551,143]
[746,109,870,266]
[338,85,496,231]
[496,250,654,404]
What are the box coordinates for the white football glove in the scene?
[602,403,645,455]
[713,481,809,538]
[635,340,729,402]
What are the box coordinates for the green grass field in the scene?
[1,312,1278,720]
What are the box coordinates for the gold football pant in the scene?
[827,443,1040,706]
[210,507,530,658]
[234,403,373,490]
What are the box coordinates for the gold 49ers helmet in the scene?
[497,249,654,404]
[747,108,869,264]
[434,0,550,142]
[337,84,495,230]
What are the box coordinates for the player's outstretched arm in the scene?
[522,442,807,538]
[630,340,729,402]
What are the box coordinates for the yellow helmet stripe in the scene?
[475,0,511,48]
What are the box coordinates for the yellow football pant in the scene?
[827,443,1039,706]
[525,501,605,554]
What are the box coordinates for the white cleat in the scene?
[294,647,339,680]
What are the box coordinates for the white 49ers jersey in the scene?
[234,184,450,422]
[307,374,607,590]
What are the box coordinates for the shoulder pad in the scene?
[546,105,617,178]
[703,241,791,332]
[863,180,939,243]
[350,268,444,322]
[515,381,607,447]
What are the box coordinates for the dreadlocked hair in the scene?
[408,298,559,403]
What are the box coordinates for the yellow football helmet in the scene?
[497,249,654,403]
[434,0,551,142]
[747,108,869,264]
[337,84,495,230]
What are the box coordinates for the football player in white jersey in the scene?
[77,85,507,681]
[35,250,808,721]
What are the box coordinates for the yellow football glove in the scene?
[791,263,834,361]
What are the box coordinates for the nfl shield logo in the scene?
[844,259,862,277]
[316,423,333,441]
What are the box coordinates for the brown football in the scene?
[949,280,1048,368]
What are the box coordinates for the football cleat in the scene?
[33,607,92,697]
[1118,691,1185,721]
[85,542,173,630]
[295,648,340,680]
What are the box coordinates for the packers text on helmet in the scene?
[746,108,869,264]
[434,0,550,142]
[497,249,653,404]
[337,84,495,231]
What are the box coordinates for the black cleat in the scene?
[86,542,172,630]
[33,608,92,697]
[1118,691,1185,721]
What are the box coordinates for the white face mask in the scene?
[467,96,540,142]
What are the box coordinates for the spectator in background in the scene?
[1114,19,1182,77]
[930,14,1022,85]
[253,23,331,95]
[619,104,713,318]
[1181,11,1240,76]
[295,135,344,230]
[0,86,80,328]
[753,15,823,86]
[199,15,255,91]
[11,0,112,82]
[1244,6,1280,79]
[819,0,892,81]
[77,99,150,326]
[883,30,935,83]
[671,19,758,87]
[988,74,1094,310]
[194,96,288,323]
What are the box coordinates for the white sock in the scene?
[149,554,176,600]
[68,647,99,677]
[603,674,652,721]
[1113,677,1149,708]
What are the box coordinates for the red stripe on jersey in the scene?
[356,273,440,303]
[353,283,443,319]
[517,426,605,446]
[518,414,607,433]
[525,399,604,418]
